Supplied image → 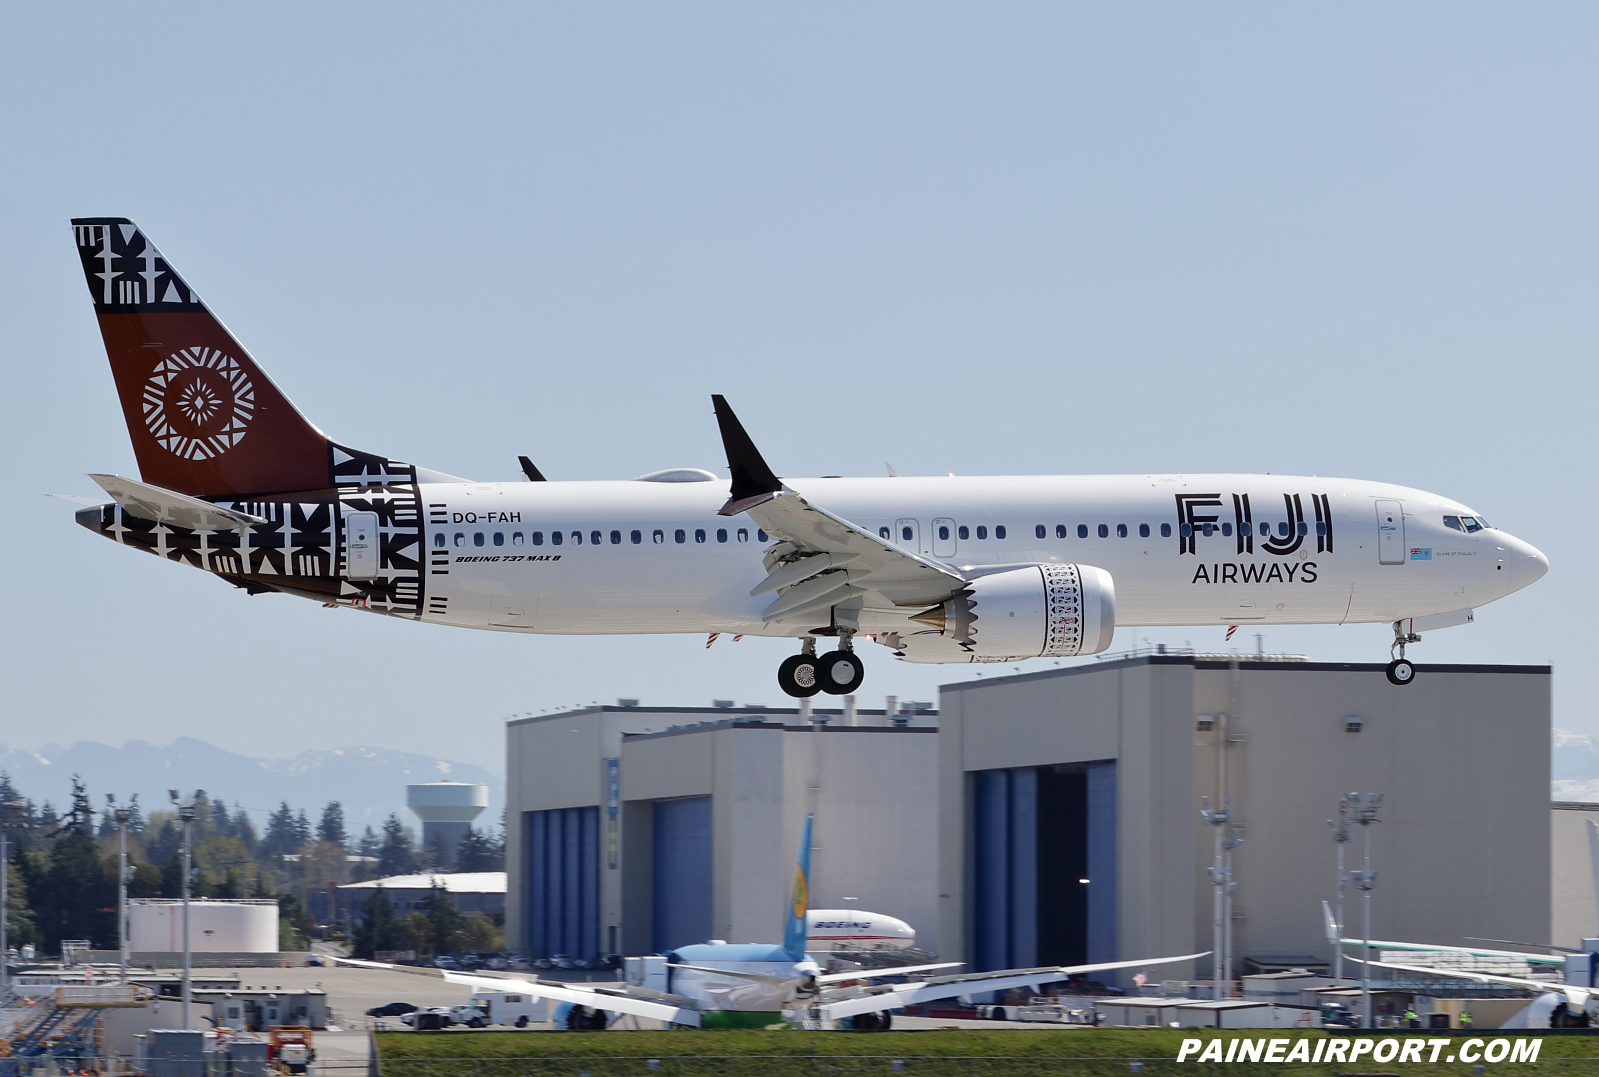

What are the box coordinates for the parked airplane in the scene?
[66,218,1549,695]
[805,909,915,952]
[338,815,1206,1029]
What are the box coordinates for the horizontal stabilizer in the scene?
[88,473,266,531]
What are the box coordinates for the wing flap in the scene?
[442,971,702,1025]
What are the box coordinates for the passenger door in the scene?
[931,517,957,559]
[894,518,924,556]
[346,512,379,579]
[1376,500,1405,565]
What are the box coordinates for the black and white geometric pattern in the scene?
[1040,562,1086,657]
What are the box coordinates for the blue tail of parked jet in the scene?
[783,814,814,957]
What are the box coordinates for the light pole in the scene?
[108,795,137,985]
[0,794,23,996]
[1327,796,1352,982]
[1349,792,1383,1028]
[1200,796,1232,998]
[170,790,196,1029]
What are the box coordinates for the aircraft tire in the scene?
[816,650,865,695]
[779,653,824,698]
[1385,659,1416,686]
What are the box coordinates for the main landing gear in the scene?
[1387,620,1420,686]
[778,636,866,698]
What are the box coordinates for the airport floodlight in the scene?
[169,789,179,802]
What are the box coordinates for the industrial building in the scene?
[1551,800,1599,944]
[338,871,507,922]
[937,654,1551,986]
[505,699,938,964]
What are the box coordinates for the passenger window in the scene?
[1259,522,1270,537]
[1444,515,1463,531]
[611,530,622,545]
[1139,523,1150,538]
[591,530,602,545]
[453,533,464,547]
[1315,522,1326,536]
[758,529,768,542]
[976,526,988,540]
[1035,525,1046,539]
[1097,524,1108,538]
[493,532,504,547]
[716,529,727,543]
[1461,516,1482,532]
[572,531,583,545]
[653,529,664,544]
[474,533,485,547]
[552,531,563,546]
[1056,524,1067,539]
[995,525,1007,539]
[737,528,749,542]
[959,525,970,540]
[695,528,707,543]
[880,527,891,539]
[675,529,686,544]
[1160,523,1171,538]
[1220,523,1231,537]
[1297,521,1308,537]
[939,525,951,541]
[1077,524,1088,539]
[1180,523,1192,537]
[631,530,642,544]
[513,532,524,546]
[1277,522,1289,538]
[532,532,544,546]
[1117,524,1128,538]
[901,526,913,541]
[434,533,445,548]
[1202,523,1214,537]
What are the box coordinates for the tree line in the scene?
[0,772,503,957]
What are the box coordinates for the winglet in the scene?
[518,456,548,482]
[712,395,783,516]
[783,813,814,958]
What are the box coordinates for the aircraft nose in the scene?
[1501,534,1549,587]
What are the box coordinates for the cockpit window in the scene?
[1460,516,1483,533]
[1444,516,1462,531]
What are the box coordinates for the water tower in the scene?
[406,781,489,861]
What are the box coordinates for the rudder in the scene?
[71,218,332,497]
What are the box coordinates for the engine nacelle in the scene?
[907,564,1115,661]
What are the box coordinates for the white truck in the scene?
[471,991,551,1028]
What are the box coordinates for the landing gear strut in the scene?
[1387,621,1419,686]
[778,635,866,698]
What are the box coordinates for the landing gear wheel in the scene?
[778,653,823,698]
[1386,659,1416,686]
[565,1006,607,1031]
[817,650,865,695]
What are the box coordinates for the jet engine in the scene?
[903,564,1115,661]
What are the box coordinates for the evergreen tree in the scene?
[455,827,503,872]
[356,826,381,857]
[352,885,396,959]
[233,806,258,853]
[425,832,454,873]
[38,802,59,830]
[293,809,313,848]
[261,802,299,858]
[211,799,233,837]
[377,814,421,877]
[317,802,347,849]
[421,881,463,956]
[0,772,20,807]
[3,846,41,948]
[39,779,115,950]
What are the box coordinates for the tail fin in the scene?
[783,813,814,957]
[70,218,335,497]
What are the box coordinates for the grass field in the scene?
[374,1028,1599,1077]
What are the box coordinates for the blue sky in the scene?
[2,4,1592,771]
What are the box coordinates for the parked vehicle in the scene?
[366,1002,419,1018]
[446,1004,490,1028]
[401,1007,454,1028]
[472,991,551,1028]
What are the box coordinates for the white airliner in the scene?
[66,218,1549,695]
[805,909,916,952]
[339,815,1205,1029]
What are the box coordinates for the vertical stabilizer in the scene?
[783,814,814,957]
[71,218,334,497]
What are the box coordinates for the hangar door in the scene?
[975,761,1116,971]
[654,796,713,952]
[525,806,600,962]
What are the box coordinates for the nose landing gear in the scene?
[778,635,866,698]
[1387,620,1420,686]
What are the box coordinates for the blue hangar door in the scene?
[525,806,600,962]
[653,796,713,952]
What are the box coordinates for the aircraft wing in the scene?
[1344,956,1584,1007]
[1335,936,1565,965]
[88,473,267,531]
[816,962,964,985]
[710,396,964,617]
[817,952,1209,1022]
[328,956,702,1026]
[667,963,799,988]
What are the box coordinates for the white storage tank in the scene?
[129,899,279,953]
